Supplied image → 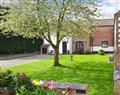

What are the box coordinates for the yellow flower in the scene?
[32,80,39,86]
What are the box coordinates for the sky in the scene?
[0,0,120,19]
[100,0,120,19]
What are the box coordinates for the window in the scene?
[102,41,108,48]
[118,44,120,48]
[118,29,120,32]
[76,41,83,49]
[118,23,120,27]
[119,34,120,38]
[118,17,120,21]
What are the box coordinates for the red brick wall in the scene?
[72,36,90,53]
[92,26,114,46]
[72,26,114,53]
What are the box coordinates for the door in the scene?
[42,48,47,54]
[76,41,84,54]
[62,42,67,54]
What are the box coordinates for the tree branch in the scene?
[56,0,71,45]
[42,33,55,48]
[43,16,54,45]
[54,0,59,6]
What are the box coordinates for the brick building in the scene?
[42,18,115,54]
[0,0,119,54]
[72,19,114,54]
[114,10,120,50]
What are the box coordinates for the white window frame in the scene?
[118,17,120,21]
[102,41,108,48]
[118,23,120,27]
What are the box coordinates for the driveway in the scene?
[0,54,53,68]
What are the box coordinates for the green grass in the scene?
[1,54,113,95]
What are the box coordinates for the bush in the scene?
[16,72,35,94]
[0,70,71,95]
[0,70,16,94]
[98,49,105,55]
[0,34,43,54]
[108,54,114,63]
[0,70,35,95]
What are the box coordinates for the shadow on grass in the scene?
[52,60,113,74]
[51,64,74,69]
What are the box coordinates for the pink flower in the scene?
[45,80,57,89]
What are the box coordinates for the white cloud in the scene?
[99,0,120,19]
[104,0,120,3]
[100,5,116,18]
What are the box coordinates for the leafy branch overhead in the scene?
[1,0,99,38]
[0,0,100,66]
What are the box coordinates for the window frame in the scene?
[76,41,83,49]
[102,41,108,48]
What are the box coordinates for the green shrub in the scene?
[108,54,114,63]
[0,70,72,95]
[0,70,35,95]
[16,72,35,94]
[0,70,16,94]
[0,34,43,54]
[98,49,105,55]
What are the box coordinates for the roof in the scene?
[95,19,114,26]
[42,44,50,48]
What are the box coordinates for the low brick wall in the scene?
[43,82,88,95]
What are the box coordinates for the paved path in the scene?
[0,54,53,68]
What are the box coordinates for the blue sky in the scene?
[0,0,119,19]
[100,0,120,19]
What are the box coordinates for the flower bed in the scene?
[0,70,87,95]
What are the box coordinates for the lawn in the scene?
[1,54,114,95]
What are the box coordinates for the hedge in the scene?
[0,35,43,54]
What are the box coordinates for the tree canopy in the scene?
[0,0,100,66]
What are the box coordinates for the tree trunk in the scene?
[54,48,61,66]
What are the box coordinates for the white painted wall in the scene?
[68,37,72,54]
[92,46,114,52]
[43,36,72,54]
[43,36,56,54]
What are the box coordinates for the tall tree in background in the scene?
[1,0,100,66]
[0,5,9,35]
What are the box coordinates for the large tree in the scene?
[1,0,100,66]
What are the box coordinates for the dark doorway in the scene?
[62,42,67,54]
[42,48,47,54]
[76,41,84,54]
[41,44,50,54]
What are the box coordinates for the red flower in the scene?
[18,72,24,77]
[44,85,49,90]
[66,86,72,95]
[44,80,57,90]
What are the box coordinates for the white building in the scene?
[41,37,72,54]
